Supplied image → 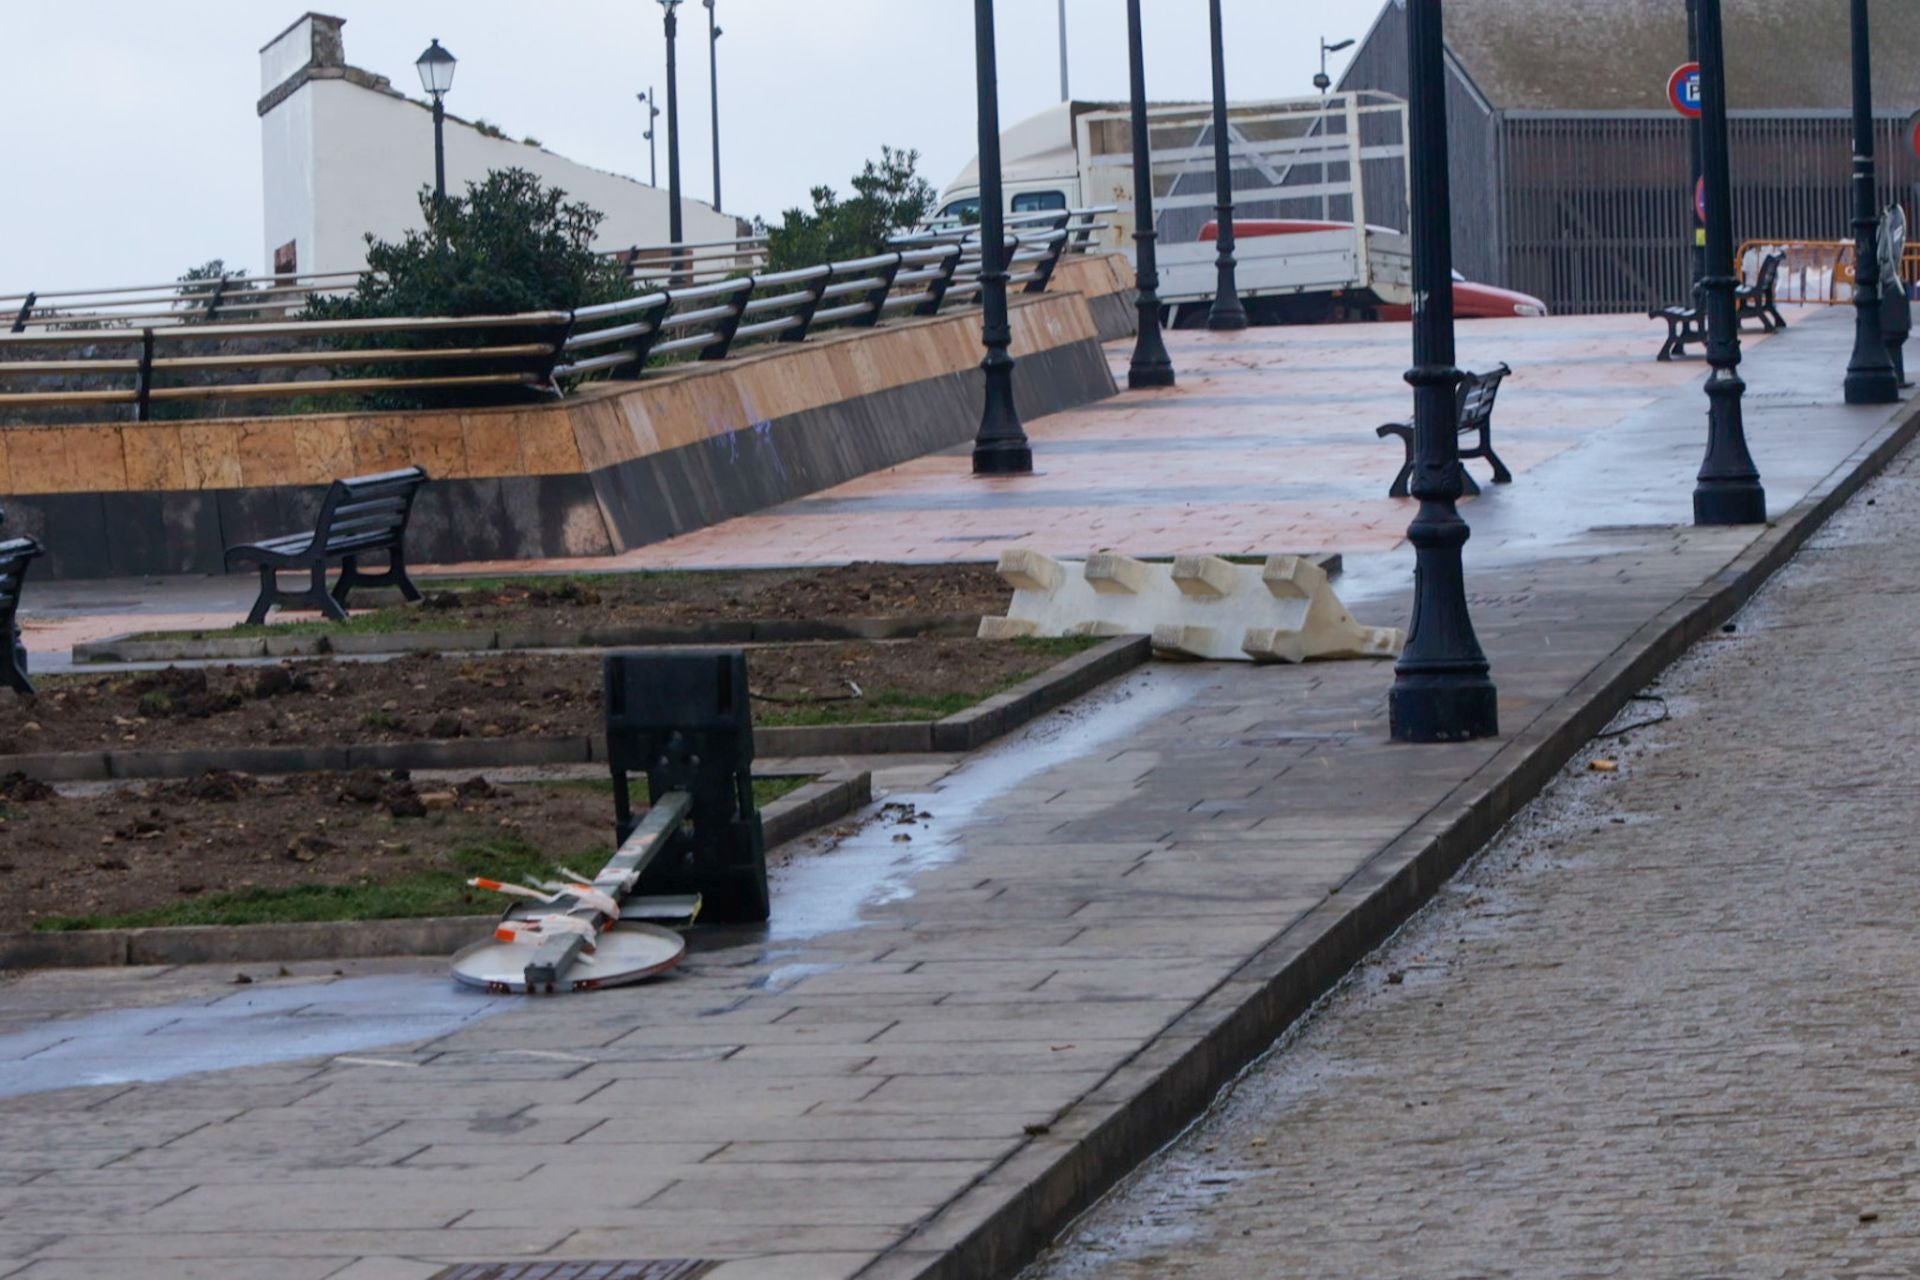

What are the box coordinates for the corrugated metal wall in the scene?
[1501,112,1920,315]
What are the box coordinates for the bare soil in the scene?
[0,639,1078,756]
[0,770,611,927]
[159,562,1010,639]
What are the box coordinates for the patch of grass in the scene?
[34,836,582,932]
[755,636,1103,728]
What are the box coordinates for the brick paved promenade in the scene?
[1024,403,1920,1278]
[0,308,1914,1279]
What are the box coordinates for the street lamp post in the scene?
[704,0,723,210]
[1313,39,1353,222]
[1057,0,1070,102]
[1205,0,1246,331]
[637,89,660,187]
[1125,0,1174,388]
[659,0,685,251]
[1387,0,1497,745]
[414,39,457,205]
[1691,0,1768,525]
[970,0,1033,476]
[1845,0,1899,404]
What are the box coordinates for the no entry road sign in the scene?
[1669,62,1703,118]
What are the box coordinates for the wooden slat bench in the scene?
[1376,363,1514,499]
[225,467,429,625]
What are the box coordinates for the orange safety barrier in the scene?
[1735,239,1920,306]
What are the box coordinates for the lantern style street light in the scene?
[1691,0,1768,525]
[1125,0,1174,388]
[637,88,660,187]
[1206,0,1246,331]
[1387,0,1497,744]
[704,0,724,210]
[658,0,685,249]
[415,39,456,204]
[970,0,1033,476]
[1845,0,1899,404]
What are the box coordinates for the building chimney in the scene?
[260,13,347,101]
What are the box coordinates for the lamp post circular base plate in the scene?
[1844,372,1901,405]
[1128,365,1177,390]
[1207,310,1250,332]
[972,446,1034,476]
[1390,680,1500,743]
[1693,484,1768,526]
[452,923,686,994]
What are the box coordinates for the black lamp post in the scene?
[1125,0,1174,388]
[1691,0,1768,525]
[414,39,456,204]
[970,0,1033,476]
[659,0,685,249]
[704,0,723,210]
[1205,0,1246,331]
[637,88,660,187]
[1845,0,1899,404]
[1387,0,1497,745]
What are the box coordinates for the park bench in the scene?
[1377,363,1514,499]
[1652,252,1786,361]
[1736,251,1788,334]
[225,467,429,625]
[0,535,43,695]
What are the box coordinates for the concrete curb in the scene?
[1,637,1149,782]
[0,769,873,972]
[71,613,983,664]
[860,403,1920,1280]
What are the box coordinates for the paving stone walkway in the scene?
[1021,395,1920,1278]
[0,308,1912,1280]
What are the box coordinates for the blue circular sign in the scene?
[1669,62,1703,118]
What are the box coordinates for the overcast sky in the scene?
[0,0,1382,289]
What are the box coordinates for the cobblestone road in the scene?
[1022,442,1920,1277]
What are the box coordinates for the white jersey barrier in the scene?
[980,550,1403,663]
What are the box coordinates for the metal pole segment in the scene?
[1206,0,1246,331]
[1058,0,1070,102]
[1125,0,1175,388]
[1691,0,1768,524]
[707,0,723,211]
[1687,0,1706,292]
[431,94,447,204]
[970,0,1033,475]
[1845,0,1899,404]
[665,7,684,250]
[1387,0,1497,744]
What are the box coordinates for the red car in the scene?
[1200,219,1550,320]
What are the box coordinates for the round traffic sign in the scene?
[1669,62,1703,118]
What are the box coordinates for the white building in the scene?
[258,12,738,278]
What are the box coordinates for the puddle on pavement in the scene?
[764,666,1200,944]
[0,973,503,1100]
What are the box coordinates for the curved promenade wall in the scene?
[0,255,1133,579]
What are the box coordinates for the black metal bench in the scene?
[1653,253,1787,361]
[1376,363,1514,499]
[1735,251,1787,334]
[0,536,43,695]
[225,467,429,625]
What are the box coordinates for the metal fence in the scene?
[0,210,1108,421]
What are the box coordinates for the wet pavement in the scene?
[0,308,1913,1279]
[1019,397,1920,1280]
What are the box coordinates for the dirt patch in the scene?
[153,562,1010,640]
[5,772,810,930]
[0,639,1084,756]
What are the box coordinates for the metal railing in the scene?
[0,269,363,333]
[1734,239,1920,306]
[0,209,1111,421]
[608,236,770,289]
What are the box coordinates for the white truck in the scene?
[936,92,1420,325]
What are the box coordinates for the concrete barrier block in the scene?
[983,547,1401,664]
[1085,553,1152,596]
[1171,555,1240,599]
